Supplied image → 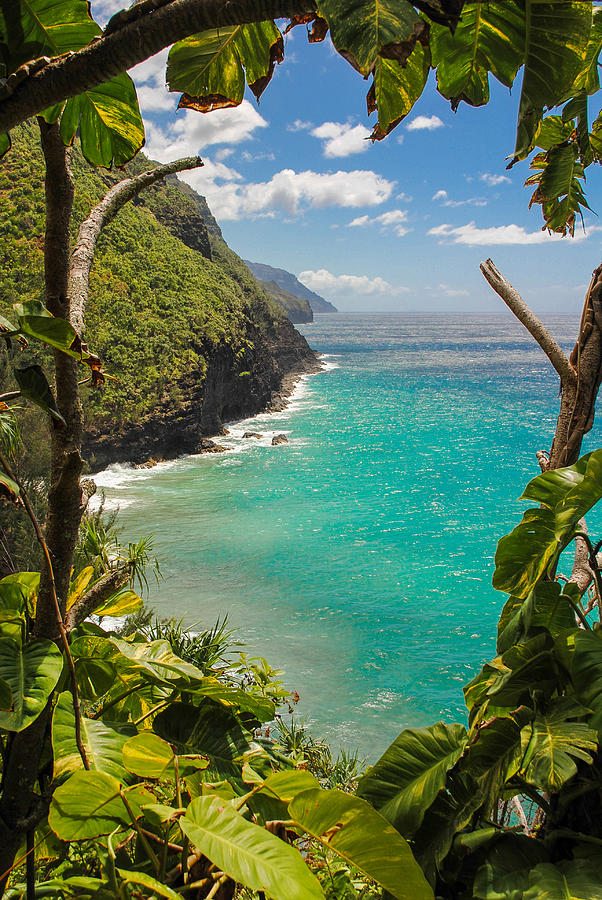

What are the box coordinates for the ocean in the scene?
[92,313,601,760]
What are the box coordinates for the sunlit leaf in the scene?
[320,0,425,76]
[49,770,153,840]
[430,1,524,109]
[0,636,62,732]
[167,22,283,111]
[515,0,593,159]
[520,697,597,791]
[52,691,132,782]
[524,860,602,899]
[369,43,431,139]
[181,795,324,900]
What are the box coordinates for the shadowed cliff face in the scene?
[0,124,319,471]
[83,317,319,470]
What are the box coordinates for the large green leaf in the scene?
[52,691,132,782]
[57,73,145,168]
[515,0,593,159]
[319,0,424,76]
[0,0,100,74]
[493,450,602,597]
[0,571,39,616]
[473,834,550,900]
[289,788,433,900]
[49,770,153,840]
[154,701,252,782]
[570,630,602,737]
[369,43,431,139]
[14,364,65,424]
[107,636,207,686]
[167,21,283,111]
[181,795,324,900]
[356,722,466,837]
[411,771,483,885]
[526,144,591,235]
[122,731,208,779]
[93,587,143,618]
[573,6,602,95]
[192,678,275,722]
[0,636,63,731]
[520,697,597,792]
[493,507,559,599]
[524,860,602,900]
[497,582,578,653]
[486,634,557,707]
[431,1,524,108]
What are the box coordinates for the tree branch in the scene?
[480,259,576,386]
[0,0,316,136]
[69,156,203,337]
[65,567,131,630]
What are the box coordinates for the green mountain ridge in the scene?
[0,124,318,471]
[244,261,338,313]
[256,280,313,323]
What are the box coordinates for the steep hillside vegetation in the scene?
[257,280,313,323]
[245,261,337,313]
[0,124,318,470]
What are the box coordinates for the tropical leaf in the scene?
[93,587,143,618]
[412,771,482,885]
[181,795,324,900]
[486,634,557,707]
[319,0,425,76]
[0,571,39,616]
[524,860,602,900]
[526,144,591,235]
[430,2,524,109]
[533,115,576,151]
[0,636,63,731]
[356,722,466,837]
[66,567,94,611]
[369,43,431,140]
[14,364,65,424]
[573,6,602,95]
[116,870,181,900]
[0,0,100,75]
[497,582,577,653]
[260,769,320,802]
[0,471,20,503]
[122,731,208,779]
[570,630,602,737]
[191,678,276,721]
[57,73,145,168]
[514,0,593,159]
[519,697,597,792]
[473,834,549,900]
[49,770,153,840]
[167,22,283,111]
[289,788,434,900]
[493,451,602,597]
[52,691,132,782]
[107,636,207,686]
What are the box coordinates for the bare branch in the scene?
[65,567,130,630]
[480,259,576,386]
[68,156,203,336]
[0,0,316,136]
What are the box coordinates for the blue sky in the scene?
[94,1,602,314]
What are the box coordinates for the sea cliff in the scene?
[0,124,319,471]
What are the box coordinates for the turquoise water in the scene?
[93,314,602,759]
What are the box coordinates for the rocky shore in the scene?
[83,318,321,471]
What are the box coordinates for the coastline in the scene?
[88,349,324,476]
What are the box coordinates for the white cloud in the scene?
[90,0,123,25]
[406,115,444,131]
[215,147,236,161]
[311,121,372,157]
[288,119,313,132]
[128,49,175,114]
[298,269,409,297]
[397,192,413,202]
[432,189,487,208]
[480,173,511,186]
[437,283,470,297]
[348,208,410,237]
[181,168,395,220]
[241,150,276,162]
[427,221,601,246]
[145,101,269,160]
